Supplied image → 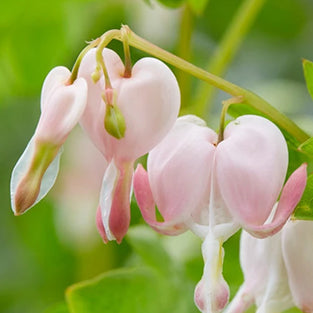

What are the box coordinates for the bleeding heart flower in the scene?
[10,66,87,215]
[78,48,180,243]
[133,114,307,313]
[214,115,307,239]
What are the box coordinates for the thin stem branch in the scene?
[68,37,101,84]
[82,26,309,143]
[122,25,132,78]
[96,29,122,89]
[194,0,268,116]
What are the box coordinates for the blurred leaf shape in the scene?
[66,266,197,313]
[303,59,313,101]
[293,174,313,220]
[156,0,185,9]
[126,225,174,274]
[298,136,313,160]
[43,302,70,313]
[187,0,209,15]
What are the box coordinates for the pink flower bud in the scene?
[282,220,313,312]
[10,67,87,215]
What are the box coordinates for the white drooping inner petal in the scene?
[99,160,119,241]
[10,136,62,213]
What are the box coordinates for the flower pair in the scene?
[133,114,307,313]
[11,47,180,244]
[226,220,313,313]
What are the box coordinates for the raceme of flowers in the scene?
[10,46,308,313]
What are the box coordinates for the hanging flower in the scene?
[78,48,180,243]
[11,66,87,215]
[133,114,307,313]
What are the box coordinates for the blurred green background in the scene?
[0,0,313,312]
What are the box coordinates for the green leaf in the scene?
[156,0,185,9]
[298,136,313,160]
[303,59,313,101]
[293,174,313,220]
[187,0,209,15]
[66,266,196,313]
[43,302,70,313]
[126,225,173,274]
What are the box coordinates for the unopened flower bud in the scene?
[104,103,126,139]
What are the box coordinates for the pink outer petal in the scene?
[282,220,313,312]
[133,164,187,235]
[108,162,134,243]
[244,163,307,238]
[79,49,180,162]
[110,57,180,162]
[40,66,71,111]
[216,115,288,227]
[148,115,217,225]
[36,67,87,146]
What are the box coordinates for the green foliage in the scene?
[187,0,210,15]
[293,174,313,220]
[298,136,313,160]
[64,226,198,313]
[156,0,185,9]
[126,225,173,273]
[43,303,70,313]
[303,59,313,101]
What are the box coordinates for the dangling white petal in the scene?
[10,136,61,214]
[99,160,119,241]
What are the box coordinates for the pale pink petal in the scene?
[79,50,180,162]
[110,57,180,161]
[245,163,307,238]
[282,220,313,312]
[10,137,61,215]
[133,164,187,235]
[148,115,216,225]
[40,67,70,109]
[215,115,288,227]
[36,72,87,145]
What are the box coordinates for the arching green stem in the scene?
[95,29,122,89]
[218,97,244,143]
[68,37,101,84]
[76,26,309,143]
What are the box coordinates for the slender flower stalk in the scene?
[92,26,308,143]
